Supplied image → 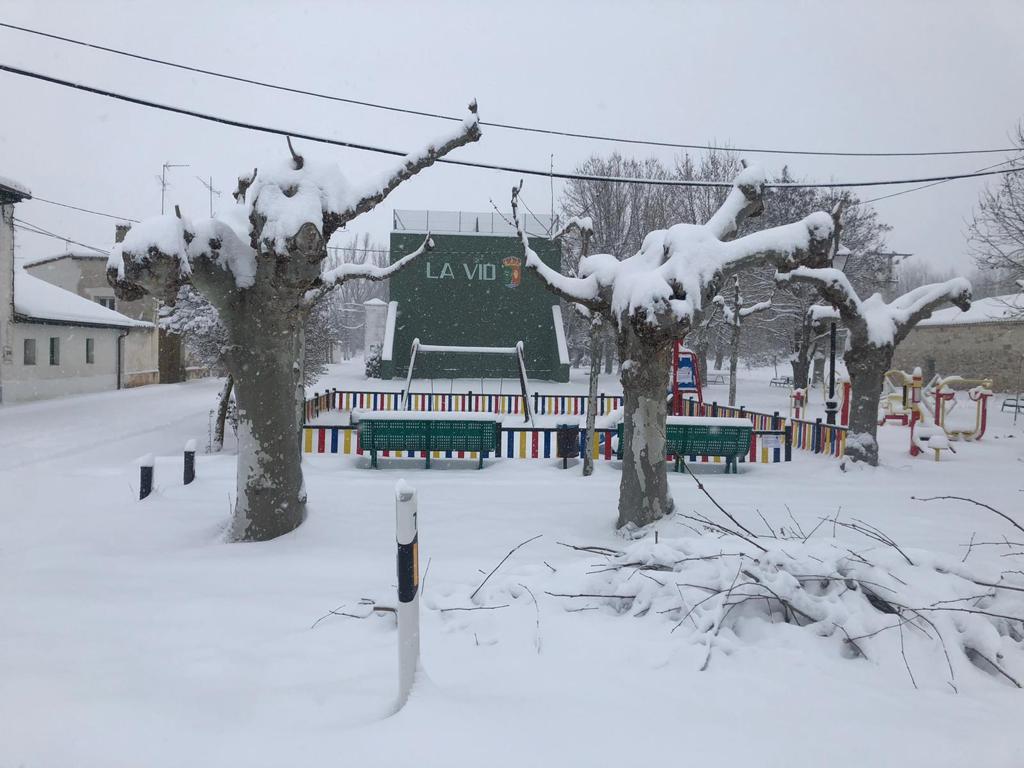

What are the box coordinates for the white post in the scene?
[395,479,420,709]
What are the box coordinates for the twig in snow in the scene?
[785,505,808,540]
[912,495,1024,537]
[546,592,636,600]
[679,461,765,547]
[556,541,622,556]
[470,534,542,601]
[755,508,777,538]
[439,604,510,612]
[421,556,432,597]
[677,512,767,554]
[966,647,1022,688]
[518,583,542,653]
[311,604,374,629]
[962,532,977,563]
[897,619,919,689]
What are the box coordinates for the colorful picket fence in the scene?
[679,396,847,458]
[304,389,625,422]
[789,417,847,458]
[302,390,846,459]
[302,424,791,465]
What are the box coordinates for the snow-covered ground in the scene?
[2,367,1023,767]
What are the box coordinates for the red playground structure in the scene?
[671,342,703,415]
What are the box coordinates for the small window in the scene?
[49,337,60,366]
[23,338,36,366]
[96,297,115,310]
[86,337,95,364]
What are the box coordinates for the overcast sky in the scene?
[1,0,1022,273]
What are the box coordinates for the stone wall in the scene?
[892,321,1024,392]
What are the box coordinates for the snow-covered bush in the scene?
[364,343,382,379]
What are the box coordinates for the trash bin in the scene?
[556,424,580,469]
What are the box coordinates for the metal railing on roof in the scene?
[392,209,557,237]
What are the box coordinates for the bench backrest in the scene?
[358,418,501,452]
[616,422,752,457]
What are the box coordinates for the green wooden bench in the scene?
[616,416,753,474]
[353,411,501,469]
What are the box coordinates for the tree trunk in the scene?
[225,317,307,542]
[694,334,709,383]
[583,319,602,477]
[843,343,893,466]
[791,323,811,389]
[714,346,725,371]
[728,323,740,406]
[212,374,234,453]
[617,328,674,530]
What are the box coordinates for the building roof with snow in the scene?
[23,250,109,267]
[0,175,31,204]
[14,270,151,330]
[918,293,1023,327]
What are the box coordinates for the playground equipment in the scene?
[879,368,992,460]
[790,388,806,420]
[788,379,850,425]
[928,375,993,441]
[879,369,951,460]
[671,343,703,415]
[402,338,533,424]
[880,370,914,426]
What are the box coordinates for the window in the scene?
[86,337,95,364]
[23,338,36,366]
[96,297,116,310]
[49,337,60,366]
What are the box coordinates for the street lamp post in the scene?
[825,321,838,425]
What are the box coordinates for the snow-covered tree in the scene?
[160,286,234,451]
[712,275,772,406]
[778,268,971,465]
[969,125,1024,305]
[514,165,835,530]
[108,104,481,542]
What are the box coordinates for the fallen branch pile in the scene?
[546,513,1024,691]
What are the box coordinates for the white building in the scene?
[25,250,161,388]
[0,178,151,403]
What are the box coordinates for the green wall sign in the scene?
[384,232,569,382]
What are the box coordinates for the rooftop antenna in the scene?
[158,162,190,215]
[196,176,222,217]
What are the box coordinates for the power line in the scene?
[2,62,1023,192]
[13,217,110,254]
[0,20,1017,159]
[855,155,1023,206]
[30,194,139,222]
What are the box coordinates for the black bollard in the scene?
[184,439,196,485]
[139,454,154,500]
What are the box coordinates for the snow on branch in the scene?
[551,215,594,241]
[780,267,972,347]
[703,163,765,241]
[515,165,834,334]
[511,182,607,309]
[306,234,433,304]
[323,101,482,235]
